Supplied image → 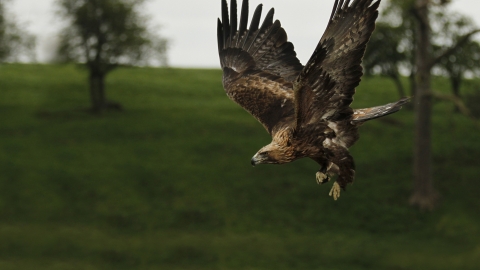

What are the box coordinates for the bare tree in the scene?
[367,0,479,210]
[410,0,479,210]
[57,0,168,113]
[410,0,438,210]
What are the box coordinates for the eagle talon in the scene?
[329,182,341,200]
[316,171,330,185]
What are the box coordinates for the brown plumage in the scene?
[217,0,409,199]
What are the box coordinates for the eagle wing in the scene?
[294,0,380,131]
[218,0,304,135]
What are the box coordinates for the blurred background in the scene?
[0,0,479,269]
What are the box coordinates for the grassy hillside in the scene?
[0,64,479,269]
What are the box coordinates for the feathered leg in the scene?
[329,148,355,200]
[311,147,355,200]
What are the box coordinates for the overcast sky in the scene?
[7,0,480,68]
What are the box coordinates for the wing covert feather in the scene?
[223,67,295,134]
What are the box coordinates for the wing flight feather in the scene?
[218,0,381,136]
[218,0,304,134]
[294,0,381,130]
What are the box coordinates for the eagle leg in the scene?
[325,148,355,201]
[315,160,331,185]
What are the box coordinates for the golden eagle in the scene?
[217,0,409,199]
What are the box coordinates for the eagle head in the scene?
[251,128,295,166]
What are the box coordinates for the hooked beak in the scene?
[251,152,265,167]
[251,156,257,167]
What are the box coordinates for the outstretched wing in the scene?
[218,0,304,135]
[294,0,380,130]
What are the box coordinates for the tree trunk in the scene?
[88,71,123,113]
[451,76,462,112]
[89,71,106,113]
[410,0,439,210]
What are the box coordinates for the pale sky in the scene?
[7,0,480,68]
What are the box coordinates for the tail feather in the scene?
[351,97,410,124]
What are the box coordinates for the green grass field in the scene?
[0,64,479,269]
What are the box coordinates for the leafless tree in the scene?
[410,0,479,210]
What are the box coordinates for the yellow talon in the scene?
[316,171,329,184]
[329,182,341,200]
